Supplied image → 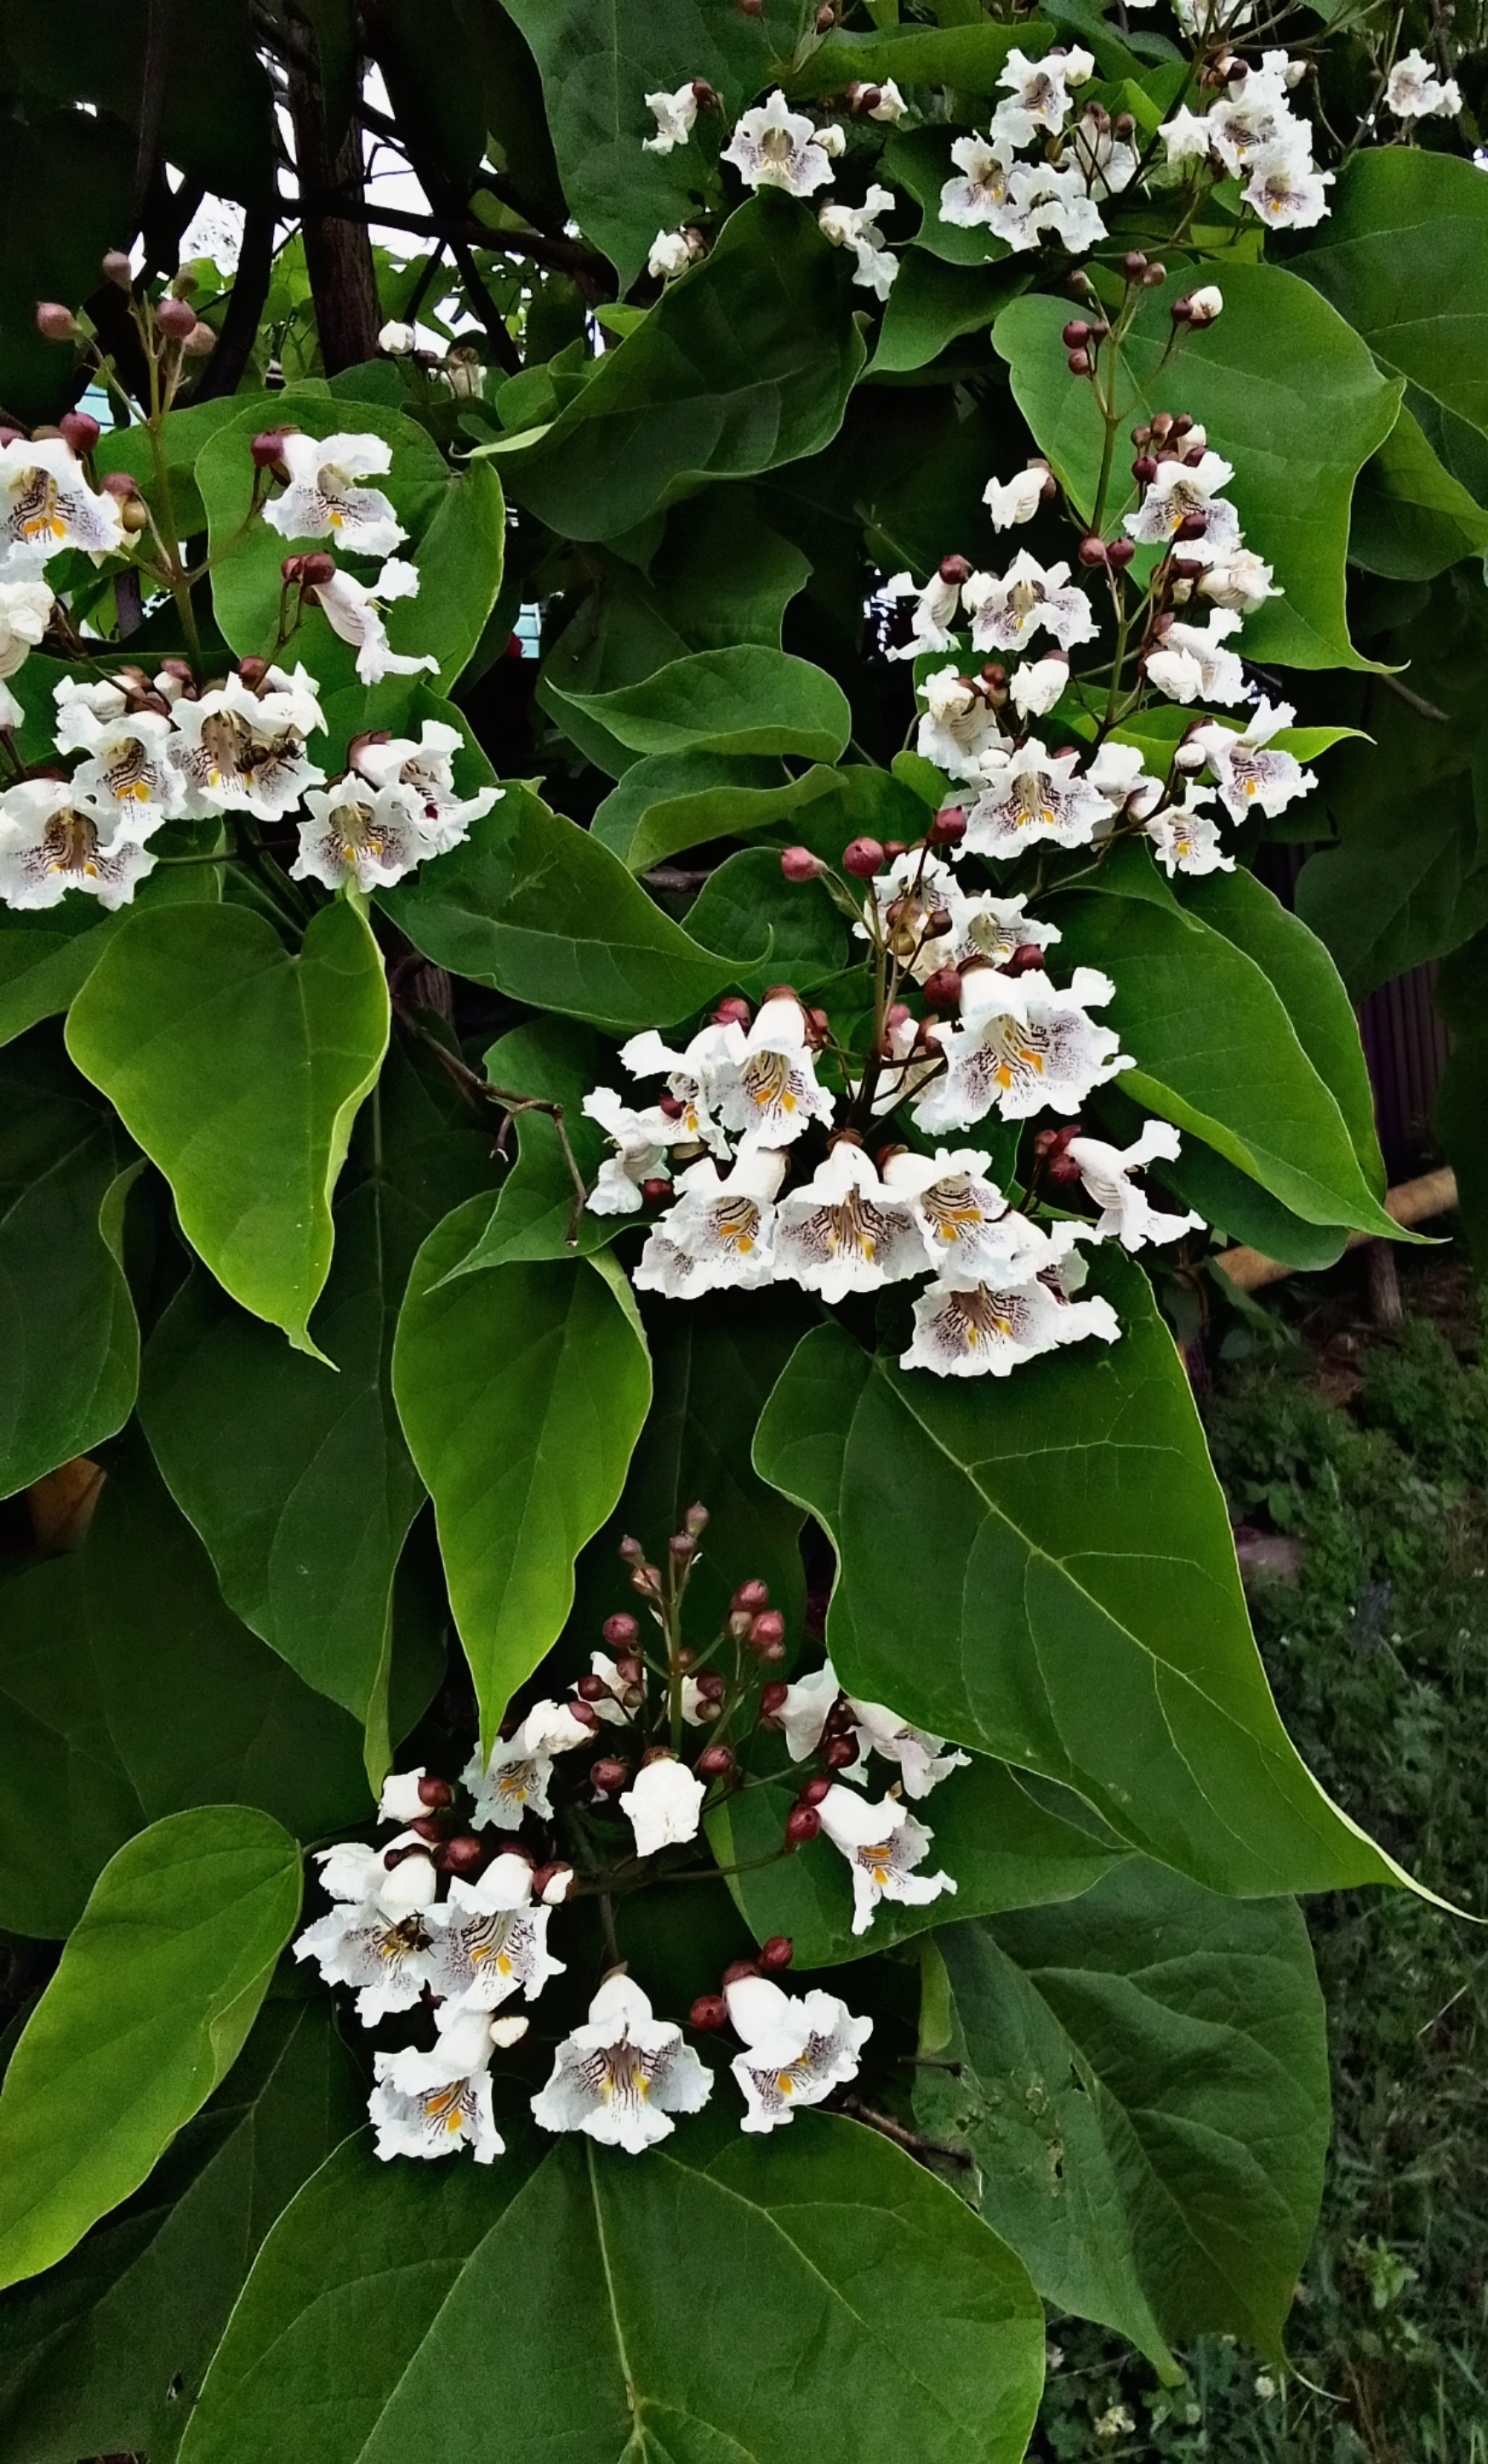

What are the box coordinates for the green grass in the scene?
[1031,1266,1488,2463]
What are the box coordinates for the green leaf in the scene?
[486,191,866,539]
[1049,845,1400,1236]
[137,1035,492,1766]
[178,2113,1046,2464]
[0,902,123,1052]
[710,1754,1124,1967]
[0,1431,370,1938]
[752,1260,1417,1898]
[66,900,391,1358]
[1352,400,1488,583]
[0,1995,362,2464]
[592,754,924,874]
[379,772,733,1030]
[914,1861,1328,2372]
[872,250,1028,376]
[196,389,504,691]
[1095,1086,1347,1273]
[790,18,1051,95]
[553,644,852,763]
[0,1033,138,1498]
[0,1807,300,2292]
[392,1209,652,1740]
[993,266,1402,669]
[1296,150,1488,445]
[684,845,849,997]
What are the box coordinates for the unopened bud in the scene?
[639,1175,671,1204]
[299,549,335,586]
[713,995,752,1027]
[567,1698,599,1730]
[1077,534,1107,566]
[577,1672,609,1701]
[799,1773,833,1807]
[694,1671,727,1706]
[533,1860,576,1903]
[748,1609,785,1653]
[760,1934,794,1970]
[1143,262,1167,287]
[1062,318,1090,348]
[669,1530,697,1564]
[615,1653,643,1687]
[101,249,133,289]
[683,1500,709,1537]
[35,301,78,342]
[1107,538,1135,570]
[251,428,294,471]
[1132,453,1157,487]
[929,805,966,846]
[1047,1150,1083,1183]
[618,1534,646,1567]
[417,1773,453,1809]
[761,1680,790,1717]
[1006,942,1046,975]
[721,1958,761,1988]
[156,295,197,340]
[841,836,884,878]
[1175,512,1209,542]
[183,321,216,356]
[439,1833,486,1875]
[824,1732,859,1768]
[1067,349,1092,377]
[58,410,100,458]
[938,553,972,586]
[922,966,962,1010]
[590,1756,630,1794]
[779,843,825,885]
[1121,250,1149,280]
[696,1742,736,1778]
[690,1993,729,2029]
[784,1803,821,1847]
[602,1610,639,1648]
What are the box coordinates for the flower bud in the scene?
[101,249,134,289]
[1143,262,1167,287]
[630,1561,663,1596]
[784,1803,821,1847]
[1132,453,1157,487]
[929,805,966,847]
[439,1833,486,1875]
[1175,512,1209,542]
[721,1958,761,1988]
[824,1732,859,1768]
[251,427,294,471]
[1067,349,1092,377]
[713,995,752,1027]
[614,1653,643,1687]
[639,1175,671,1204]
[841,836,884,878]
[418,1773,453,1809]
[619,1534,646,1566]
[156,295,197,340]
[921,966,962,1010]
[1061,318,1089,348]
[379,321,417,355]
[669,1530,697,1565]
[533,1860,576,1903]
[577,1672,609,1701]
[938,552,972,586]
[590,1756,630,1794]
[799,1773,832,1807]
[1046,1150,1083,1183]
[761,1680,790,1717]
[299,549,336,586]
[748,1609,785,1653]
[1121,250,1148,280]
[696,1741,736,1778]
[602,1610,639,1649]
[1006,942,1046,976]
[183,321,216,356]
[57,410,100,458]
[567,1697,599,1730]
[760,1935,794,1970]
[1077,534,1107,566]
[35,302,78,342]
[1114,111,1137,136]
[690,1993,729,2029]
[1106,538,1135,571]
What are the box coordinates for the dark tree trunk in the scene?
[285,12,380,375]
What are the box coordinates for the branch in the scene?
[184,206,277,403]
[284,191,613,285]
[838,2097,975,2172]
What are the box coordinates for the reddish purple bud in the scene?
[841,836,884,879]
[695,1671,727,1704]
[748,1610,785,1653]
[156,295,197,339]
[780,844,824,881]
[1067,350,1092,377]
[298,549,335,586]
[101,250,134,290]
[590,1756,630,1794]
[696,1742,736,1779]
[1121,249,1149,279]
[567,1698,598,1730]
[1061,318,1090,348]
[639,1176,671,1204]
[722,1958,761,1988]
[761,1680,790,1717]
[417,1773,454,1809]
[713,995,753,1028]
[799,1773,832,1807]
[938,553,972,586]
[929,805,967,847]
[922,966,962,1011]
[824,1733,859,1769]
[1175,512,1209,543]
[408,1815,445,1843]
[760,1934,794,1970]
[1107,538,1136,570]
[602,1611,639,1649]
[577,1672,609,1701]
[690,1993,730,2029]
[784,1804,822,1847]
[532,1860,574,1902]
[732,1578,770,1613]
[1047,1151,1083,1183]
[1007,942,1046,976]
[1077,534,1108,567]
[35,302,77,342]
[59,410,100,456]
[250,427,294,470]
[439,1834,486,1875]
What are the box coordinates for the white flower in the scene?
[1160,105,1215,162]
[1143,782,1234,877]
[53,675,128,726]
[723,91,836,196]
[882,1146,1035,1278]
[938,134,1021,233]
[1192,697,1316,821]
[1386,48,1461,117]
[464,1699,591,1831]
[619,1023,734,1156]
[583,1084,672,1215]
[883,566,963,660]
[1009,648,1069,720]
[1124,452,1241,558]
[369,2007,505,2165]
[377,1767,432,1824]
[1085,739,1162,817]
[307,555,438,687]
[711,994,835,1148]
[1242,139,1334,231]
[1196,549,1277,614]
[848,1697,972,1798]
[379,321,416,354]
[775,1662,844,1764]
[1186,283,1224,324]
[290,782,430,893]
[915,665,1008,783]
[818,184,897,298]
[262,430,407,557]
[964,739,1107,859]
[642,83,700,154]
[1006,160,1109,254]
[0,575,51,720]
[425,1854,566,2012]
[58,703,185,824]
[1059,113,1140,196]
[868,80,906,122]
[912,965,1130,1134]
[727,1975,873,2131]
[1145,608,1246,706]
[984,468,1047,531]
[584,1652,637,1726]
[991,46,1092,148]
[633,1147,787,1299]
[294,1834,439,2023]
[909,880,1060,982]
[817,1785,956,1934]
[773,1141,926,1304]
[1204,83,1292,175]
[1065,1118,1204,1249]
[351,718,499,851]
[965,551,1097,655]
[619,1755,708,1858]
[531,1972,712,2153]
[0,778,157,911]
[647,226,702,280]
[168,669,326,822]
[0,437,125,573]
[901,1245,1120,1379]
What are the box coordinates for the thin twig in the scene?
[838,2097,975,2171]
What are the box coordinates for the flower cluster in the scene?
[295,1522,972,2160]
[938,47,1136,256]
[1160,50,1333,231]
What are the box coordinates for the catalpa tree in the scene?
[0,0,1482,2455]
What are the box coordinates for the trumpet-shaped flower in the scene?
[938,134,1022,235]
[779,1662,972,1798]
[773,1141,925,1303]
[1123,452,1241,559]
[583,1085,673,1215]
[1241,139,1334,231]
[711,994,835,1148]
[531,1972,712,2152]
[370,2007,505,2165]
[727,1974,873,2131]
[1386,48,1461,117]
[619,1023,733,1155]
[0,437,125,573]
[425,1855,566,2013]
[884,567,964,660]
[912,965,1130,1133]
[818,185,898,298]
[1065,1119,1203,1250]
[723,92,836,196]
[0,778,157,911]
[1005,161,1109,254]
[1009,649,1069,721]
[774,1662,845,1765]
[1191,699,1316,821]
[1195,549,1277,614]
[619,1754,708,1858]
[817,1785,956,1934]
[294,1834,439,2023]
[915,666,1008,782]
[168,669,326,822]
[1144,608,1246,706]
[291,782,430,892]
[263,430,406,556]
[642,83,700,153]
[633,1147,788,1298]
[309,556,438,686]
[351,718,499,851]
[59,703,185,824]
[901,1243,1120,1379]
[465,1698,593,1830]
[964,739,1107,859]
[882,1146,1036,1279]
[984,467,1047,531]
[1143,783,1234,877]
[965,552,1097,656]
[0,574,51,722]
[1084,739,1162,817]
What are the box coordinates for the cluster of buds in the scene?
[688,1934,795,2031]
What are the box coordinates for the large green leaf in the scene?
[873,250,1027,376]
[0,903,123,1052]
[0,1994,361,2464]
[178,2113,1045,2464]
[752,1258,1414,1898]
[447,1018,621,1276]
[790,19,1050,96]
[553,645,852,763]
[0,1433,369,1938]
[487,191,866,539]
[1351,400,1488,582]
[711,1755,1124,1968]
[379,774,733,1030]
[685,844,849,999]
[914,1861,1328,2373]
[391,1206,653,1740]
[1050,847,1399,1235]
[66,900,391,1358]
[993,266,1402,669]
[0,1033,138,1498]
[137,1037,492,1767]
[0,1807,300,2292]
[1296,150,1488,445]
